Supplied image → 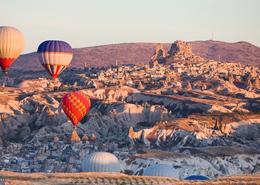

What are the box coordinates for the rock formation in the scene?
[149,40,206,67]
[168,40,193,60]
[0,40,259,178]
[149,43,167,66]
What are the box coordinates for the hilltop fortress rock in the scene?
[150,40,205,66]
[149,43,167,66]
[168,40,194,60]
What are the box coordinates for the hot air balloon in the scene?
[81,152,122,172]
[61,91,91,142]
[0,26,24,74]
[37,40,73,79]
[184,175,210,181]
[143,164,178,179]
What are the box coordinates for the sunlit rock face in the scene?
[149,43,167,66]
[168,40,194,60]
[149,40,206,67]
[17,78,62,92]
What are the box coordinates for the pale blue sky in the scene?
[1,0,259,53]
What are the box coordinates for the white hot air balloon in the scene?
[81,152,122,172]
[0,26,24,74]
[143,164,178,179]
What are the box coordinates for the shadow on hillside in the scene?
[125,92,212,118]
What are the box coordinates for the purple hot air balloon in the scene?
[37,40,73,78]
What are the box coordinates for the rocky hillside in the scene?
[13,40,260,71]
[192,40,260,66]
[0,40,259,179]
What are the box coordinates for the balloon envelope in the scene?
[184,175,210,180]
[0,26,24,72]
[81,152,122,172]
[37,40,73,78]
[143,164,178,178]
[61,91,91,126]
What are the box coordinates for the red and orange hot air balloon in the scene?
[61,91,91,142]
[0,26,24,74]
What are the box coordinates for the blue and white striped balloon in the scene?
[37,40,73,78]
